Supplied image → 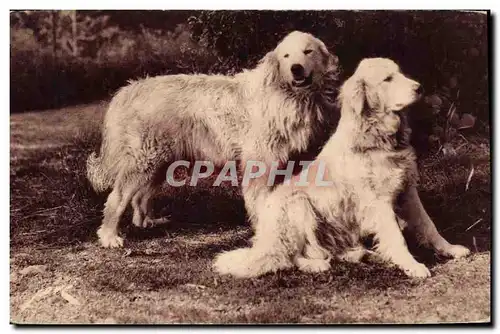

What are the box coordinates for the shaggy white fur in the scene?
[86,31,340,248]
[214,58,470,279]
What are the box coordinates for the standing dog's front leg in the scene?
[399,186,470,258]
[239,142,288,225]
[241,177,270,227]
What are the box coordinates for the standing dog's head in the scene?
[260,31,339,90]
[340,58,422,135]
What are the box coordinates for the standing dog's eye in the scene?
[284,54,289,58]
[384,75,393,82]
[304,49,313,55]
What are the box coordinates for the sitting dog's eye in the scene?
[284,54,289,58]
[304,49,313,55]
[384,75,393,82]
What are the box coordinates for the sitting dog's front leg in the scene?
[363,201,431,278]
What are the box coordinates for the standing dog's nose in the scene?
[291,64,305,78]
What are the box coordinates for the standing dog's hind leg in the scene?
[98,175,136,248]
[131,184,168,228]
[140,185,170,228]
[131,186,148,227]
[399,186,470,258]
[98,169,153,248]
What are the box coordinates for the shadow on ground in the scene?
[10,138,491,259]
[10,143,248,247]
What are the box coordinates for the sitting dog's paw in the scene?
[337,247,368,263]
[295,256,331,273]
[97,228,124,248]
[402,261,431,278]
[440,244,471,259]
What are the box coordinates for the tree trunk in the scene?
[71,10,78,57]
[51,11,58,59]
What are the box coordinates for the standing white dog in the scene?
[214,58,470,278]
[87,31,340,248]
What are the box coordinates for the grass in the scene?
[10,102,491,324]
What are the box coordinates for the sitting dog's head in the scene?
[261,31,340,90]
[340,58,422,135]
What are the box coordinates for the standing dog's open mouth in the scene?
[292,72,314,87]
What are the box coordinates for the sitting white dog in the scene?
[214,58,470,279]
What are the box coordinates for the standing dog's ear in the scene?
[318,42,339,73]
[258,51,280,87]
[339,74,365,116]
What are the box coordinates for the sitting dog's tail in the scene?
[213,247,294,278]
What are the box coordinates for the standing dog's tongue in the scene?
[292,73,313,87]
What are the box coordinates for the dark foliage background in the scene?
[11,10,488,146]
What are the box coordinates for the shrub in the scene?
[10,20,218,112]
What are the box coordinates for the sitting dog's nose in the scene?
[291,64,305,78]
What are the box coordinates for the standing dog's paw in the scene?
[142,216,170,228]
[97,228,124,248]
[402,261,431,278]
[132,210,143,228]
[132,214,170,229]
[439,244,471,259]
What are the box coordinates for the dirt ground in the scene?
[10,103,491,324]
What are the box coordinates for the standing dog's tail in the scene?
[86,151,113,192]
[86,86,131,193]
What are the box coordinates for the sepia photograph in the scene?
[9,9,491,324]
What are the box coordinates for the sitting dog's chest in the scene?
[353,151,410,199]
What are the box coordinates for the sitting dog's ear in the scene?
[339,74,365,116]
[259,51,280,86]
[318,42,339,73]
